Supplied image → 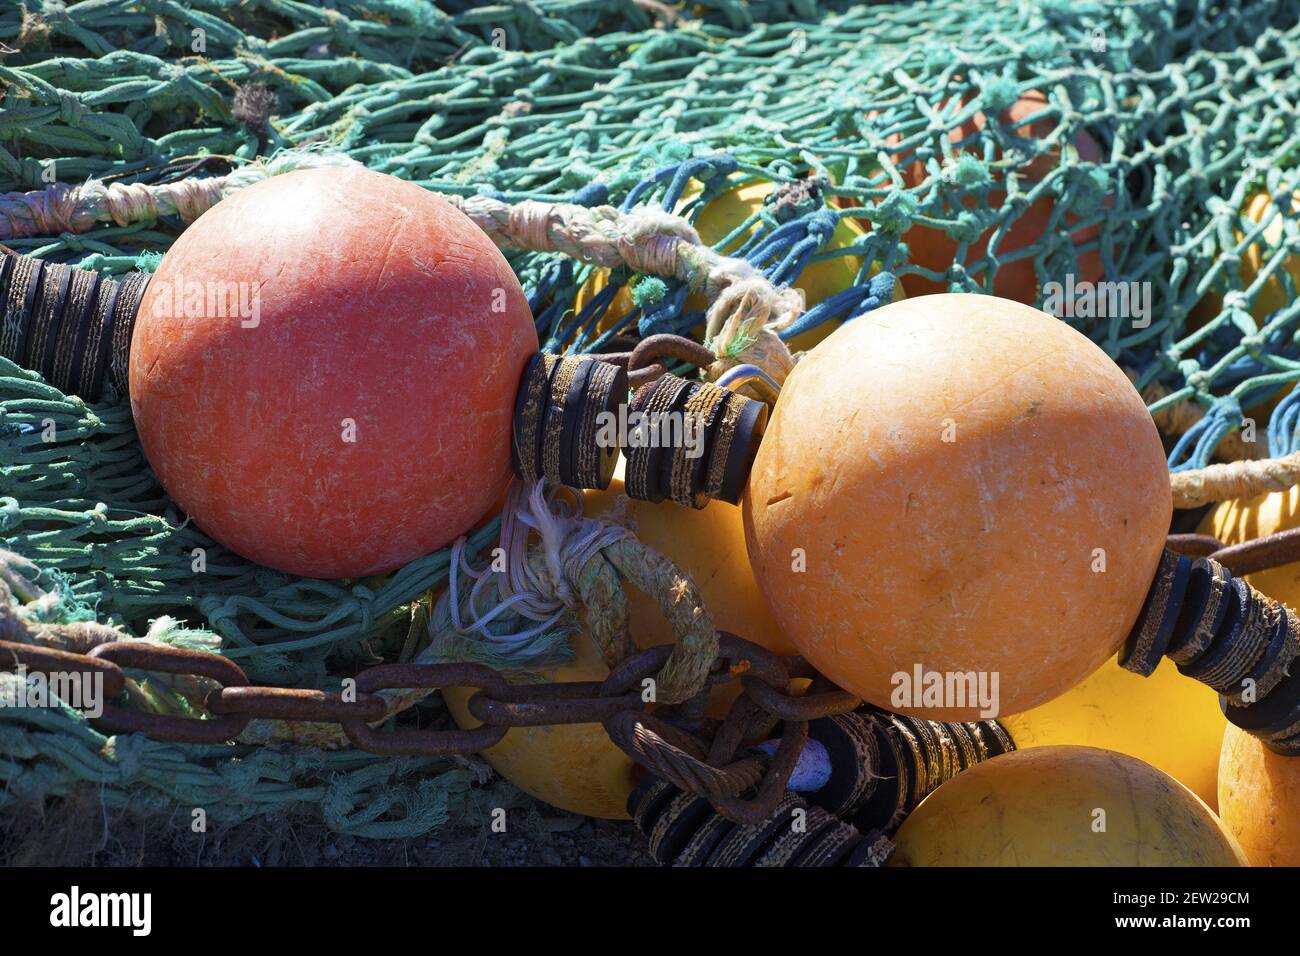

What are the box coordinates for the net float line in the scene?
[2,165,1264,470]
[0,243,771,510]
[1170,450,1300,510]
[0,158,803,380]
[3,233,1257,515]
[1123,548,1300,755]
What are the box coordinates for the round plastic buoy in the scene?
[1192,189,1300,332]
[443,623,641,820]
[131,166,537,578]
[445,458,794,818]
[1219,723,1300,866]
[1002,657,1224,807]
[744,293,1171,719]
[585,459,794,658]
[1239,189,1300,323]
[892,91,1104,301]
[890,746,1246,866]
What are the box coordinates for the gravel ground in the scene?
[0,786,654,867]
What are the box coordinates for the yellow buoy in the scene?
[1002,658,1224,808]
[890,746,1247,866]
[1240,189,1300,324]
[583,459,794,658]
[443,618,642,820]
[1185,191,1300,427]
[1188,189,1300,332]
[573,179,904,352]
[443,458,791,819]
[1219,723,1300,866]
[1199,484,1300,607]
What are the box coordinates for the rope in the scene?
[1171,451,1300,510]
[0,151,363,240]
[428,479,717,704]
[0,162,808,366]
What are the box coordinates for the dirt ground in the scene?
[0,787,653,867]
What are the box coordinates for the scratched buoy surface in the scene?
[889,746,1246,866]
[744,293,1170,719]
[130,167,537,578]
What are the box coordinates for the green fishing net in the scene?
[2,0,1300,834]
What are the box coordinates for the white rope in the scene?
[431,479,633,649]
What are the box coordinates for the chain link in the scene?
[0,631,859,818]
[1167,528,1300,576]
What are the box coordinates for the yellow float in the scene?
[1239,189,1300,323]
[1002,658,1224,808]
[1198,483,1300,605]
[1188,189,1300,336]
[1219,723,1300,866]
[443,459,791,819]
[573,179,905,353]
[889,746,1247,866]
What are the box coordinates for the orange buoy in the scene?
[1219,723,1300,866]
[444,457,793,818]
[890,746,1246,866]
[744,293,1171,719]
[130,166,537,578]
[889,91,1104,301]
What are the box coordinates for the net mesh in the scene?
[2,0,1300,834]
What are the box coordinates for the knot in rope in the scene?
[430,479,717,703]
[615,206,701,276]
[56,92,84,125]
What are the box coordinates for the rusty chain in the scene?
[601,333,717,389]
[1166,527,1300,577]
[12,529,1295,822]
[0,630,858,823]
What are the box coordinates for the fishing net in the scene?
[3,0,1300,835]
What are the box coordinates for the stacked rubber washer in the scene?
[1,250,150,402]
[629,708,1015,866]
[511,353,767,505]
[622,372,766,507]
[512,352,628,490]
[1122,548,1300,755]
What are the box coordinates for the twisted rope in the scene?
[429,479,717,705]
[1171,451,1300,510]
[1,158,808,372]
